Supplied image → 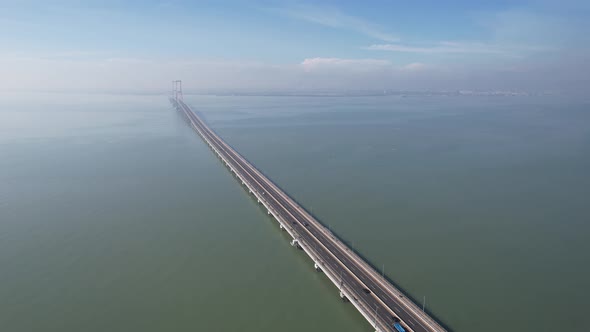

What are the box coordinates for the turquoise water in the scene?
[1,92,589,331]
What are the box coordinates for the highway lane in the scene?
[174,99,445,332]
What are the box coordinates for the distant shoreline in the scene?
[1,89,557,97]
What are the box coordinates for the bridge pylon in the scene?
[172,80,183,101]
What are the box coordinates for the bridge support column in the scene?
[339,291,349,302]
[290,239,300,249]
[314,262,322,272]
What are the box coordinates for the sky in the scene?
[0,0,589,93]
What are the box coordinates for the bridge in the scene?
[169,87,447,332]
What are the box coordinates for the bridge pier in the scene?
[314,262,322,272]
[339,290,349,302]
[290,239,301,249]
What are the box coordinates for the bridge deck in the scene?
[171,97,447,332]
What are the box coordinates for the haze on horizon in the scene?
[1,0,589,94]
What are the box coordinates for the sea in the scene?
[1,92,589,331]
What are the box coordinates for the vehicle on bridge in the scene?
[391,317,406,332]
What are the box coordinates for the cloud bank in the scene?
[2,53,586,94]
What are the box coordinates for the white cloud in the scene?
[271,5,398,42]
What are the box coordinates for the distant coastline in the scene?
[1,89,557,97]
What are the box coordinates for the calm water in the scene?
[1,92,589,331]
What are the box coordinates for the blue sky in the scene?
[1,0,588,92]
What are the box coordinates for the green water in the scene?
[1,93,589,331]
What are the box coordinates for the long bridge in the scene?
[169,87,447,332]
